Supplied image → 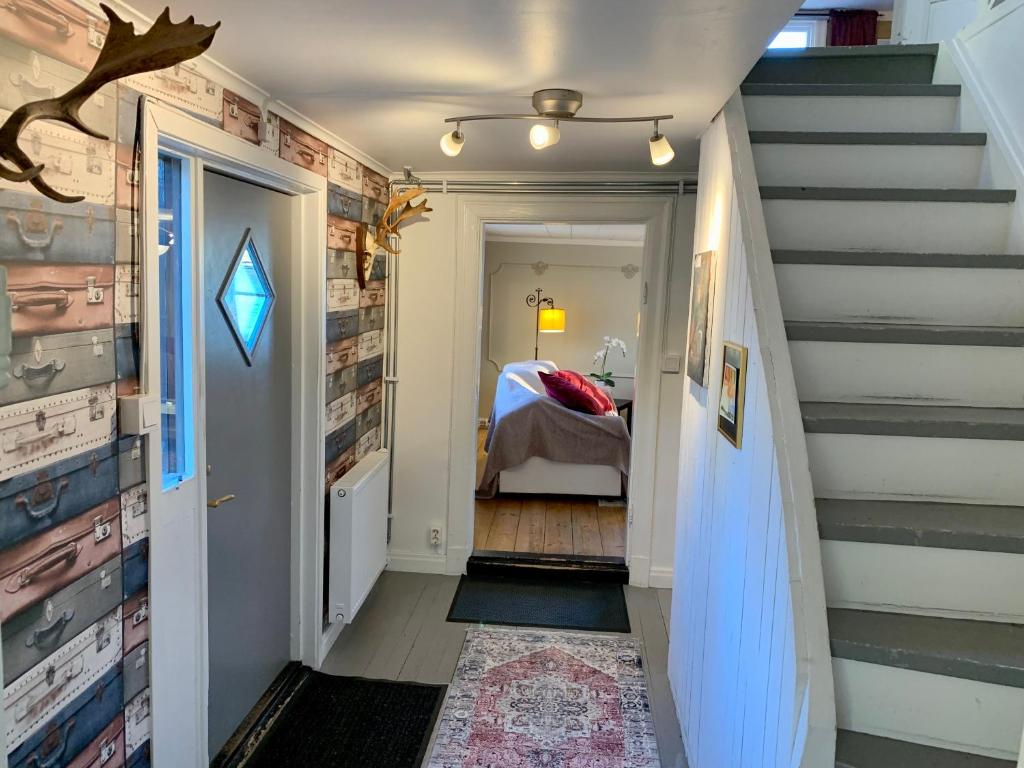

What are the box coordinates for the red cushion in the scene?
[538,370,614,416]
[558,370,616,414]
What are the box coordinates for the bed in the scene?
[477,361,631,498]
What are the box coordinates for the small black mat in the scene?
[245,672,445,768]
[447,574,631,633]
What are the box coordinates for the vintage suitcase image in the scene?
[357,330,383,361]
[359,280,385,308]
[0,191,115,264]
[115,324,139,398]
[0,39,116,140]
[356,380,383,414]
[327,249,356,279]
[114,209,135,264]
[6,264,115,337]
[279,119,328,177]
[118,436,144,491]
[121,538,148,601]
[325,309,359,344]
[127,63,223,125]
[0,108,115,206]
[222,89,262,146]
[325,337,357,375]
[67,711,125,768]
[325,365,357,404]
[361,199,387,228]
[325,393,355,436]
[325,421,357,466]
[0,328,116,406]
[116,85,141,147]
[127,741,150,768]
[259,111,280,157]
[119,485,147,548]
[362,169,388,205]
[327,278,359,313]
[122,642,147,706]
[0,437,118,551]
[122,592,147,654]
[356,356,384,389]
[356,427,381,461]
[369,254,386,281]
[115,142,139,211]
[7,661,122,768]
[3,555,121,686]
[0,0,107,72]
[356,404,382,437]
[3,606,121,751]
[114,264,139,326]
[328,148,362,194]
[0,383,117,482]
[327,215,358,252]
[328,184,362,222]
[124,688,150,758]
[359,305,384,334]
[0,497,120,622]
[324,447,356,492]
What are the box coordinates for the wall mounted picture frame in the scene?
[718,342,748,448]
[686,250,716,386]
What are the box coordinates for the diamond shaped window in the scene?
[217,230,275,365]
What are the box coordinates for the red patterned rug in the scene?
[428,628,660,768]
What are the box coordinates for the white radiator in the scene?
[328,449,389,625]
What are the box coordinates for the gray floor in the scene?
[321,570,688,768]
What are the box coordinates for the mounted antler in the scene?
[355,186,432,288]
[0,4,220,203]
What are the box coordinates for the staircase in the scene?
[743,45,1024,766]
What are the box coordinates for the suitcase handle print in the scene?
[8,0,74,37]
[14,357,67,382]
[6,211,64,251]
[26,607,75,651]
[4,415,78,453]
[10,542,80,592]
[10,290,72,312]
[26,716,76,768]
[16,478,70,520]
[10,75,56,102]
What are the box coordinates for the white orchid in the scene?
[589,336,628,387]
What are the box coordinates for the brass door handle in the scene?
[207,494,236,509]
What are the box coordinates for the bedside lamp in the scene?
[526,288,565,359]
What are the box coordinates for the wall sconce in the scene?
[526,288,565,360]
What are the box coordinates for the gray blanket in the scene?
[477,377,631,498]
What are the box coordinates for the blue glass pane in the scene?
[218,235,274,362]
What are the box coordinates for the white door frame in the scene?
[448,195,676,586]
[139,100,327,766]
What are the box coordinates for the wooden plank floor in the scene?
[474,497,626,557]
[321,570,688,768]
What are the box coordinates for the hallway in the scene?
[321,571,687,767]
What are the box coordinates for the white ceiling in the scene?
[485,223,646,246]
[130,0,803,174]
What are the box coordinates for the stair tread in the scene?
[751,130,987,145]
[773,250,1024,268]
[762,186,1016,203]
[836,729,1016,768]
[817,498,1024,553]
[786,321,1024,346]
[801,402,1024,440]
[762,43,940,60]
[829,608,1024,688]
[741,82,960,96]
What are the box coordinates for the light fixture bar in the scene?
[443,113,674,124]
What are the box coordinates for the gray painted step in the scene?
[801,402,1024,441]
[787,322,1024,346]
[817,498,1024,554]
[836,729,1016,768]
[829,608,1024,689]
[746,44,939,85]
[761,187,1017,203]
[741,83,960,97]
[750,131,987,146]
[773,250,1024,269]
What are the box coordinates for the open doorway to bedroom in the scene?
[473,222,645,566]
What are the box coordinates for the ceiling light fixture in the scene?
[440,89,674,166]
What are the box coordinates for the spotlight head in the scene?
[440,128,465,157]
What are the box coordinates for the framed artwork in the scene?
[686,250,716,386]
[718,342,748,448]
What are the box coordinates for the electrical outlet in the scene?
[429,526,443,547]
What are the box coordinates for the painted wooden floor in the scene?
[321,570,688,768]
[474,497,627,557]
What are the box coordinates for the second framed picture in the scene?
[718,342,748,449]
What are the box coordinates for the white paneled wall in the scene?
[669,104,833,767]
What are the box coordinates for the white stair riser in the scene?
[753,144,983,189]
[823,540,1024,623]
[777,264,1024,327]
[764,199,1011,254]
[744,95,958,132]
[833,658,1024,760]
[807,433,1024,506]
[791,341,1024,408]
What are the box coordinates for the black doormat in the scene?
[447,574,631,633]
[243,671,446,768]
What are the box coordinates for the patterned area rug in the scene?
[429,628,660,768]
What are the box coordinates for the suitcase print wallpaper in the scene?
[0,3,390,764]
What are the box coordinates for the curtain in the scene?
[829,10,879,46]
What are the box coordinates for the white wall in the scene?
[479,240,643,418]
[892,0,979,42]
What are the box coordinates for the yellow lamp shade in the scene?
[538,307,565,333]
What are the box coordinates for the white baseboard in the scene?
[648,566,675,589]
[387,550,448,574]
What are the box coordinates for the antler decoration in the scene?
[356,186,432,288]
[0,4,220,203]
